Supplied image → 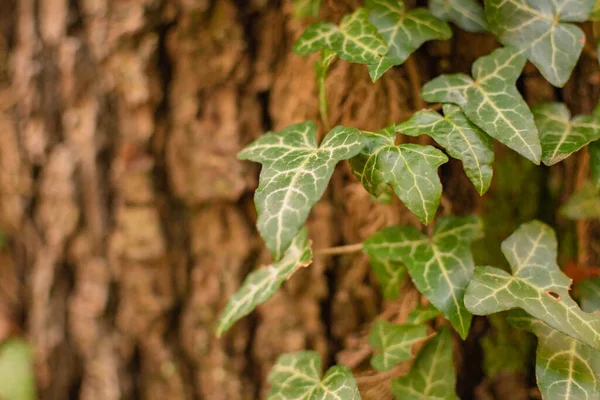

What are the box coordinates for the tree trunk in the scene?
[0,1,597,399]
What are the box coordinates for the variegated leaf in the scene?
[429,0,488,32]
[365,255,406,299]
[408,303,441,325]
[369,320,430,371]
[560,182,600,219]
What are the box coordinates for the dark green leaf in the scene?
[429,0,488,32]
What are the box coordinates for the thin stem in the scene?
[316,242,364,256]
[318,76,331,132]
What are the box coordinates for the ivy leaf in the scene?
[532,103,600,165]
[429,0,488,33]
[592,0,600,19]
[397,104,495,195]
[422,47,542,164]
[216,228,312,336]
[239,121,364,260]
[293,0,321,18]
[364,215,483,338]
[0,338,36,400]
[369,320,430,371]
[267,351,360,400]
[508,311,600,400]
[349,126,448,224]
[408,304,440,325]
[484,0,594,87]
[578,278,600,313]
[293,8,388,64]
[365,0,452,81]
[560,182,600,219]
[589,140,600,189]
[391,327,459,400]
[464,221,600,351]
[365,254,406,300]
[481,314,531,378]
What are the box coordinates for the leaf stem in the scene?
[316,242,364,256]
[318,73,331,131]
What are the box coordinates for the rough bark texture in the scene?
[0,1,598,399]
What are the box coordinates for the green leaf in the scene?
[293,0,321,18]
[366,255,406,300]
[578,278,600,313]
[391,327,459,400]
[429,0,488,33]
[532,103,600,165]
[421,47,542,164]
[239,121,364,260]
[560,182,600,219]
[407,304,440,325]
[464,221,600,351]
[365,0,452,81]
[216,228,312,336]
[267,351,360,400]
[592,0,600,19]
[293,8,388,64]
[364,215,483,338]
[369,320,430,371]
[484,0,594,87]
[481,314,531,378]
[589,140,600,189]
[0,338,36,400]
[397,104,495,195]
[349,126,448,224]
[508,311,600,400]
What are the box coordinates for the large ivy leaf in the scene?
[363,215,482,338]
[293,8,388,64]
[397,104,495,195]
[429,0,488,33]
[366,255,406,299]
[369,320,430,371]
[267,351,360,400]
[464,221,600,351]
[391,327,459,400]
[560,182,600,219]
[421,47,542,164]
[532,103,600,165]
[239,121,364,260]
[578,278,600,313]
[365,0,452,81]
[349,126,448,224]
[589,140,600,189]
[0,338,36,400]
[293,0,321,18]
[216,228,312,336]
[509,311,600,400]
[484,0,594,87]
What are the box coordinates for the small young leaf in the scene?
[364,215,483,338]
[560,182,600,219]
[0,338,36,400]
[267,351,360,400]
[422,47,542,164]
[391,327,458,400]
[464,221,600,351]
[578,278,600,313]
[429,0,488,33]
[532,103,600,165]
[397,104,495,195]
[293,0,321,18]
[589,140,600,189]
[407,303,440,325]
[484,0,594,87]
[239,121,364,260]
[366,255,406,299]
[293,8,388,64]
[350,126,448,224]
[365,0,452,81]
[508,311,600,400]
[216,228,312,336]
[369,320,430,371]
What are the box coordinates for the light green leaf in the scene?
[589,140,600,189]
[366,255,406,300]
[407,303,440,325]
[533,103,600,165]
[293,8,388,64]
[369,320,430,371]
[592,0,600,19]
[397,104,495,195]
[364,215,483,338]
[365,0,452,81]
[216,228,312,336]
[0,338,36,400]
[485,0,594,87]
[560,182,600,219]
[422,47,542,164]
[391,327,459,400]
[464,221,600,350]
[578,278,600,313]
[429,0,488,32]
[239,121,364,260]
[293,0,321,18]
[508,311,600,400]
[267,351,360,400]
[350,126,448,224]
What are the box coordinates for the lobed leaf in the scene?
[484,0,594,87]
[407,303,440,325]
[216,228,312,336]
[422,47,542,164]
[293,0,321,18]
[366,255,406,300]
[397,104,495,195]
[369,320,430,371]
[391,327,459,400]
[560,182,600,219]
[0,338,36,400]
[532,103,600,165]
[464,221,600,351]
[267,351,360,400]
[239,121,364,260]
[350,126,448,225]
[365,0,452,81]
[364,215,483,338]
[429,0,488,33]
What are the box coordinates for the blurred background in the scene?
[0,0,598,399]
